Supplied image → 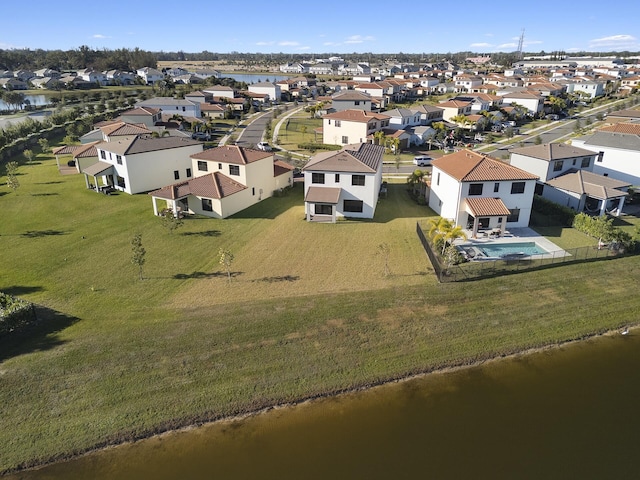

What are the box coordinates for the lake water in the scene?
[220,73,290,84]
[0,94,49,110]
[9,329,639,480]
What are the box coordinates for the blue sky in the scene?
[2,0,639,55]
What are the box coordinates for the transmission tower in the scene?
[517,28,525,60]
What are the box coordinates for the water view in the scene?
[219,73,290,84]
[8,330,638,480]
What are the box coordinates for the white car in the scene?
[257,142,272,152]
[413,155,433,167]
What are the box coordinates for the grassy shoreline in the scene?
[2,153,640,474]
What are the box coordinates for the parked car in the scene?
[257,142,272,152]
[191,132,211,141]
[413,155,433,167]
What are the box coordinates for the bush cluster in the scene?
[0,292,37,337]
[531,195,577,227]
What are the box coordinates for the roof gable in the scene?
[303,142,384,173]
[191,145,272,164]
[433,149,538,182]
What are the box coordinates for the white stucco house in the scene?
[498,91,545,116]
[136,97,201,118]
[428,149,539,237]
[148,145,294,219]
[322,109,391,146]
[248,82,281,102]
[302,143,385,222]
[509,142,629,216]
[136,67,164,85]
[330,90,373,112]
[82,136,203,194]
[571,123,640,187]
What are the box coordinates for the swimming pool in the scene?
[477,241,548,257]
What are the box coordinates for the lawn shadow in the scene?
[35,181,63,185]
[21,229,68,238]
[173,271,243,280]
[1,285,44,296]
[0,305,79,362]
[30,193,59,197]
[252,275,300,283]
[0,192,8,198]
[181,230,221,237]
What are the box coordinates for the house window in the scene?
[174,170,180,180]
[186,168,192,177]
[116,155,122,165]
[197,161,208,172]
[229,165,240,176]
[202,198,213,211]
[572,159,577,166]
[100,150,106,159]
[312,173,325,184]
[218,163,222,170]
[494,182,499,193]
[341,136,348,144]
[597,151,604,162]
[468,183,483,195]
[343,199,363,213]
[335,120,341,127]
[436,172,440,186]
[553,160,563,171]
[315,204,332,215]
[581,157,590,168]
[352,175,365,186]
[335,174,340,183]
[507,208,520,223]
[116,176,126,188]
[252,187,255,195]
[511,182,525,194]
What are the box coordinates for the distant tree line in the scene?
[0,45,157,72]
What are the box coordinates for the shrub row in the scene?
[531,195,577,227]
[0,292,37,337]
[296,142,341,152]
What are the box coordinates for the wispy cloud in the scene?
[470,42,493,48]
[497,42,518,49]
[92,34,111,39]
[344,35,375,45]
[589,34,638,49]
[278,41,299,47]
[256,41,275,46]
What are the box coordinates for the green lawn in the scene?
[1,152,640,473]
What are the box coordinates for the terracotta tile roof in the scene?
[122,106,161,116]
[191,145,272,164]
[438,99,471,108]
[100,122,151,137]
[432,149,539,182]
[323,109,390,123]
[52,141,100,158]
[274,159,294,177]
[149,172,246,200]
[598,122,640,135]
[465,197,511,217]
[510,142,597,161]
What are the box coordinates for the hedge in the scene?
[0,292,37,337]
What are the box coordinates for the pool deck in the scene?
[456,227,567,260]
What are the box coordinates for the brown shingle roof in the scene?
[100,135,200,156]
[149,172,246,200]
[322,109,390,123]
[304,186,341,204]
[100,122,151,137]
[546,170,630,199]
[510,143,596,161]
[303,143,384,173]
[274,159,294,177]
[432,149,538,182]
[191,145,272,164]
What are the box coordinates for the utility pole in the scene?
[517,28,525,61]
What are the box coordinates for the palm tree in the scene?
[442,225,468,254]
[427,217,467,254]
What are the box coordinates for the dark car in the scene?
[191,132,211,141]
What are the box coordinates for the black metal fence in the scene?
[416,222,631,283]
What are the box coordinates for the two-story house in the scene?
[83,136,203,194]
[136,97,201,118]
[302,143,385,222]
[428,149,539,237]
[136,67,164,85]
[437,99,472,122]
[322,109,390,146]
[148,145,293,219]
[330,90,373,112]
[509,143,629,216]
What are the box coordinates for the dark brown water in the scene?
[9,332,640,480]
